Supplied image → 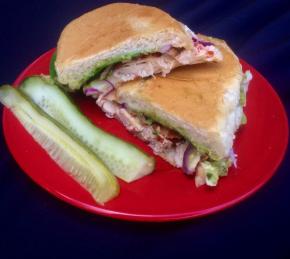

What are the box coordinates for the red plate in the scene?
[2,49,289,222]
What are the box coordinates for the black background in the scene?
[0,1,289,258]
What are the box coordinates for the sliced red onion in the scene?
[84,80,114,96]
[199,40,214,47]
[192,37,214,47]
[83,87,101,96]
[182,144,200,175]
[159,44,172,53]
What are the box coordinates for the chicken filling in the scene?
[106,42,221,85]
[85,36,222,88]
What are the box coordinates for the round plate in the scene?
[2,49,289,222]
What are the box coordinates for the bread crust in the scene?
[55,3,193,88]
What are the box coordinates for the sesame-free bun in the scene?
[55,3,194,90]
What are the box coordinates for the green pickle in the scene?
[0,85,119,204]
[20,76,155,182]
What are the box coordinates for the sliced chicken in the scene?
[108,42,222,85]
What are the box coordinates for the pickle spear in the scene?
[0,85,119,204]
[20,76,155,182]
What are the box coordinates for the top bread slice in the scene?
[55,3,195,90]
[116,36,244,159]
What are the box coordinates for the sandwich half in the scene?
[85,35,252,187]
[54,3,222,90]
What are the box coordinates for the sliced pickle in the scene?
[0,85,119,204]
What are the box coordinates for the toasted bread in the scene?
[55,3,195,89]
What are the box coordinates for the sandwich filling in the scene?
[97,37,222,86]
[84,69,252,187]
[67,31,222,89]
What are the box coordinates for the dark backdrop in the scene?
[0,1,289,258]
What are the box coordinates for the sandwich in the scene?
[52,3,252,186]
[53,3,222,90]
[84,35,252,187]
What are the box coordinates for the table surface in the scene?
[0,0,289,258]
